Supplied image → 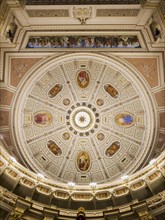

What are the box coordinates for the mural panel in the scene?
[115,113,134,126]
[104,84,119,98]
[26,35,141,48]
[48,84,63,98]
[47,140,62,156]
[33,111,52,126]
[77,151,90,172]
[105,141,120,157]
[77,71,89,88]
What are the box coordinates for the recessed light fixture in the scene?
[149,159,156,165]
[121,175,129,181]
[68,182,75,188]
[37,173,44,179]
[89,182,97,188]
[9,156,17,163]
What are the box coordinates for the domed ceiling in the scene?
[13,53,155,185]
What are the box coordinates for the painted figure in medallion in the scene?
[62,132,70,140]
[34,112,52,126]
[47,140,62,156]
[97,133,105,141]
[63,98,70,106]
[104,84,119,98]
[48,84,63,98]
[115,113,134,126]
[77,71,89,88]
[105,141,120,157]
[96,98,104,106]
[27,35,141,48]
[77,151,90,172]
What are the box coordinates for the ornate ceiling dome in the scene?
[13,53,155,185]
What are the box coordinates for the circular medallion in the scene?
[70,107,95,132]
[63,98,70,106]
[74,111,91,128]
[97,133,105,141]
[62,132,70,140]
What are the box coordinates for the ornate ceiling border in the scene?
[12,52,156,184]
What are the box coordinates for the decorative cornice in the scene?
[26,0,140,5]
[96,9,140,17]
[27,9,69,17]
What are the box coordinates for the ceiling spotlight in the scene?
[37,173,44,179]
[89,182,97,189]
[9,156,17,163]
[68,182,75,189]
[121,175,129,181]
[149,159,156,165]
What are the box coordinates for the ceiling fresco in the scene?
[13,53,155,184]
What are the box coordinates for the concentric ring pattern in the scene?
[14,53,154,184]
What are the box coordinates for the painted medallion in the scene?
[105,141,120,157]
[96,98,104,106]
[104,84,119,98]
[63,98,70,106]
[48,84,63,98]
[115,113,134,127]
[62,132,70,140]
[47,140,62,156]
[77,71,89,88]
[33,112,52,126]
[97,133,105,141]
[77,151,90,172]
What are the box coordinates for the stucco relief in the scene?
[154,90,165,107]
[10,58,42,87]
[0,131,12,147]
[157,133,165,149]
[27,9,69,17]
[0,110,9,127]
[0,89,14,106]
[125,58,158,88]
[96,9,140,17]
[159,112,165,128]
